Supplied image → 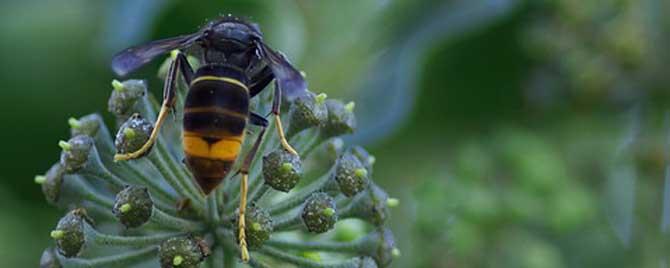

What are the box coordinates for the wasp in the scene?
[111,16,306,261]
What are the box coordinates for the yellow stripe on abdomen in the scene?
[183,133,244,161]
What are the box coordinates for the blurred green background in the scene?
[3,0,670,267]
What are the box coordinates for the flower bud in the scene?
[351,146,375,175]
[40,247,61,268]
[322,99,356,138]
[326,138,345,160]
[262,149,303,192]
[114,114,154,155]
[68,114,102,138]
[302,192,338,233]
[52,208,91,258]
[113,185,154,228]
[108,79,147,121]
[287,92,328,137]
[158,236,210,268]
[233,204,273,249]
[332,151,369,197]
[59,135,94,173]
[359,228,395,267]
[38,163,66,205]
[344,184,390,226]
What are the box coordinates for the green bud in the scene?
[287,92,328,137]
[344,101,355,113]
[40,247,62,268]
[58,140,71,151]
[233,204,273,249]
[34,175,46,184]
[111,79,125,91]
[315,93,327,104]
[333,151,369,197]
[114,114,153,155]
[40,163,66,205]
[345,184,390,226]
[351,146,374,175]
[358,228,395,267]
[302,192,338,233]
[53,208,91,258]
[386,198,399,208]
[59,135,94,173]
[113,185,153,228]
[262,149,303,192]
[108,79,147,121]
[68,117,81,129]
[69,114,103,138]
[322,99,357,138]
[173,255,184,266]
[159,236,210,268]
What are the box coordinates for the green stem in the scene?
[69,175,114,208]
[249,184,271,204]
[148,152,203,215]
[272,211,303,231]
[206,194,221,224]
[81,162,125,190]
[58,246,157,268]
[265,238,359,253]
[85,224,182,247]
[119,160,178,203]
[156,139,204,204]
[150,207,204,231]
[257,246,326,268]
[268,170,332,215]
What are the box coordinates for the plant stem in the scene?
[268,170,332,215]
[150,207,204,231]
[86,224,183,247]
[58,246,157,268]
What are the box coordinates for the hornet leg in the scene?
[271,81,299,156]
[114,51,194,161]
[237,126,267,262]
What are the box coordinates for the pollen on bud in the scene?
[52,208,91,258]
[68,117,81,129]
[108,79,147,122]
[287,92,328,137]
[114,114,153,155]
[344,101,356,113]
[323,99,357,138]
[386,198,400,208]
[315,93,328,104]
[359,228,395,267]
[333,151,369,197]
[40,163,66,205]
[351,146,375,174]
[58,141,71,151]
[113,185,153,228]
[40,247,61,268]
[35,175,46,184]
[111,79,125,91]
[263,149,303,192]
[233,204,273,249]
[59,135,94,173]
[302,192,338,233]
[158,236,210,268]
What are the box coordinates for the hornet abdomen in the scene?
[183,65,249,194]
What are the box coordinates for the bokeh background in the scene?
[2,0,670,267]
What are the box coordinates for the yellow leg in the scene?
[274,115,298,156]
[238,173,250,262]
[114,104,170,161]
